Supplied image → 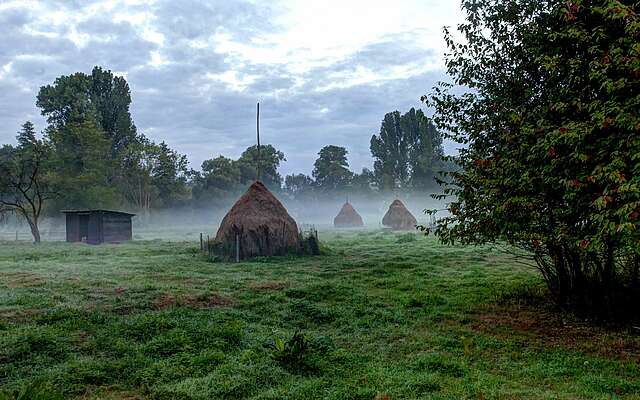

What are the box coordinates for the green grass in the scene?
[0,231,638,399]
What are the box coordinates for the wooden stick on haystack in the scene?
[256,102,261,181]
[212,102,301,260]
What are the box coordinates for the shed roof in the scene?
[61,209,136,216]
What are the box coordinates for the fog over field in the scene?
[0,190,448,241]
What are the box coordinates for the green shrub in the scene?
[268,331,309,371]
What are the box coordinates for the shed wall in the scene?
[65,211,133,244]
[102,213,132,243]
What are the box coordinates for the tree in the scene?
[36,66,139,208]
[312,145,353,192]
[46,117,118,208]
[370,111,408,191]
[151,141,189,207]
[0,122,55,242]
[120,137,157,216]
[36,66,137,158]
[237,144,285,190]
[370,108,444,191]
[284,173,315,199]
[403,108,444,189]
[191,156,241,204]
[350,168,375,193]
[425,0,640,318]
[120,137,189,217]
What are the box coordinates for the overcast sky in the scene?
[0,0,463,175]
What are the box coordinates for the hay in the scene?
[334,202,364,228]
[382,199,417,231]
[214,181,300,259]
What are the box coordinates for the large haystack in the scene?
[382,199,417,230]
[214,181,299,259]
[334,202,364,228]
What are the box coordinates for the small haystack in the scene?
[382,199,417,230]
[334,202,364,228]
[214,181,299,259]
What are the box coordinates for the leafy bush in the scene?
[426,0,640,320]
[268,331,309,371]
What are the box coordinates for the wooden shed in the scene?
[62,210,135,244]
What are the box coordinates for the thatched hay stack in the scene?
[382,199,417,230]
[333,202,364,228]
[214,181,299,260]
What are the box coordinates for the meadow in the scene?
[0,231,638,399]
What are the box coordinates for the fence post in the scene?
[207,235,210,257]
[200,233,203,251]
[235,234,240,263]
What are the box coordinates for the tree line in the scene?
[0,66,449,241]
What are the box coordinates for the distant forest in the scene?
[0,67,452,239]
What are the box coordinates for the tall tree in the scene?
[46,117,118,208]
[0,122,55,242]
[151,141,189,207]
[370,111,408,191]
[312,145,353,192]
[426,0,640,318]
[370,109,444,191]
[403,108,444,189]
[36,66,137,158]
[120,137,188,216]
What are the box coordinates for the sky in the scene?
[0,0,464,176]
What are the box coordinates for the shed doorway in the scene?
[79,214,89,242]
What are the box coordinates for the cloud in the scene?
[0,0,462,175]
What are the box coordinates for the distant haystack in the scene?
[334,202,364,228]
[214,181,299,259]
[382,199,417,231]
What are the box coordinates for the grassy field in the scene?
[0,231,638,399]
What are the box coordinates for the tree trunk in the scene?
[28,219,41,243]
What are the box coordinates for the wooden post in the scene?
[207,235,210,257]
[256,102,261,181]
[200,233,203,251]
[235,234,240,263]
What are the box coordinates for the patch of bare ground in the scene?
[471,305,640,361]
[153,293,234,310]
[3,272,45,288]
[0,307,42,323]
[78,387,142,400]
[248,280,289,291]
